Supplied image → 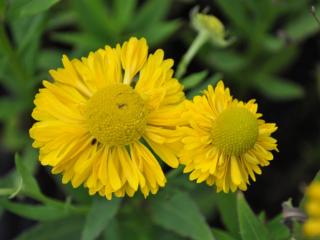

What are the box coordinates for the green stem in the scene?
[0,23,30,84]
[175,32,209,79]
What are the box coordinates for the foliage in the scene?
[0,0,319,239]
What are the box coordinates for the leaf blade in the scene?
[237,193,269,240]
[81,198,121,240]
[150,190,214,240]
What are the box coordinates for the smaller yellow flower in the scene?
[304,181,320,238]
[179,81,278,193]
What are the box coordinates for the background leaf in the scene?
[81,198,121,240]
[254,74,304,100]
[20,0,60,16]
[16,216,84,240]
[0,200,72,221]
[237,193,270,240]
[216,192,240,238]
[150,190,215,240]
[182,71,208,89]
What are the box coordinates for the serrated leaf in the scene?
[150,190,214,240]
[20,0,60,16]
[255,74,304,100]
[182,71,208,89]
[237,193,269,240]
[81,198,121,240]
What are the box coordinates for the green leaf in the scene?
[0,98,25,121]
[260,46,298,74]
[37,49,63,71]
[215,0,249,34]
[113,0,136,30]
[20,0,60,16]
[51,32,103,51]
[203,50,248,73]
[266,215,290,240]
[130,0,170,30]
[255,74,304,100]
[15,154,42,198]
[182,71,208,89]
[150,190,214,240]
[0,200,71,221]
[47,11,77,30]
[216,192,240,238]
[285,3,320,42]
[188,73,223,98]
[212,229,238,240]
[102,219,121,240]
[190,184,217,219]
[71,0,116,38]
[140,20,180,47]
[16,216,84,240]
[237,193,270,240]
[81,198,121,240]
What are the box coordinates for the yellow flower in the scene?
[29,37,185,199]
[179,81,278,193]
[304,181,320,238]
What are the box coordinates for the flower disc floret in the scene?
[211,107,259,155]
[86,84,148,146]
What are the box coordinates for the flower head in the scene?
[179,81,278,192]
[303,181,320,238]
[30,37,185,199]
[191,8,232,47]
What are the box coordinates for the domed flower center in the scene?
[211,107,258,155]
[86,84,148,146]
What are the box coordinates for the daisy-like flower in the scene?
[303,181,320,238]
[29,37,185,199]
[179,81,278,192]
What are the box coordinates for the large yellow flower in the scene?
[30,37,185,199]
[179,81,278,192]
[303,181,320,238]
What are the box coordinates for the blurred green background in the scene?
[0,0,320,239]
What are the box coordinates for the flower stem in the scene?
[175,32,209,79]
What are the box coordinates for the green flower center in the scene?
[211,107,258,155]
[86,84,148,146]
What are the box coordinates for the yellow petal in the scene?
[230,156,242,185]
[120,37,148,84]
